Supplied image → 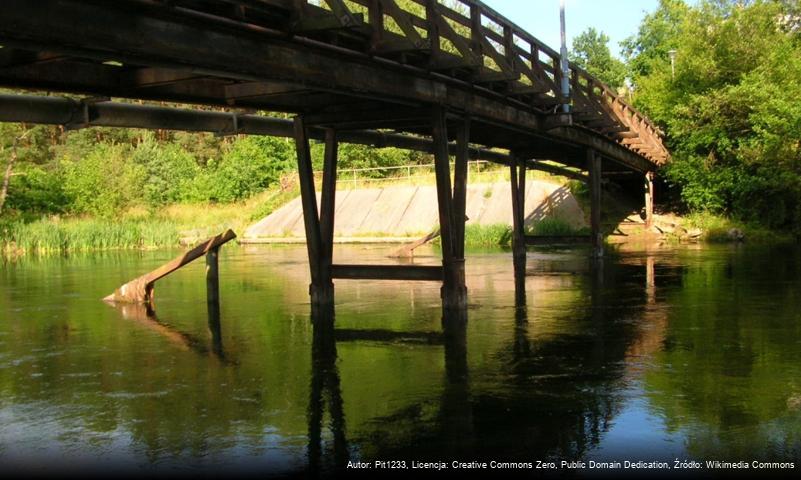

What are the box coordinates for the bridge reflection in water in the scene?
[4,244,800,474]
[302,250,677,475]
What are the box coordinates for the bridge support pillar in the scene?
[432,107,468,312]
[644,171,655,230]
[294,117,337,309]
[588,149,604,258]
[510,154,527,276]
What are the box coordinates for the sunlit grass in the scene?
[1,185,299,256]
[682,212,793,243]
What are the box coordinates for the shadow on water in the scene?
[307,305,348,476]
[110,301,230,364]
[303,251,687,475]
[4,244,801,476]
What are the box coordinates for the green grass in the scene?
[462,218,587,248]
[464,224,513,247]
[527,217,589,236]
[682,212,794,243]
[2,218,181,255]
[1,184,299,257]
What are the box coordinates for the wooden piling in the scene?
[588,149,604,258]
[510,154,526,271]
[294,116,333,306]
[644,170,655,230]
[432,106,467,310]
[319,128,338,301]
[206,246,219,305]
[452,118,470,261]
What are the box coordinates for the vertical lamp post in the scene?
[559,0,570,113]
[668,49,677,80]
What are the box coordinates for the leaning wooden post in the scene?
[293,116,332,307]
[452,118,470,261]
[449,117,470,309]
[644,170,655,230]
[588,149,604,258]
[206,246,220,305]
[104,229,237,304]
[318,128,338,304]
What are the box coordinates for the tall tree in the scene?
[622,0,690,79]
[630,0,801,230]
[569,27,627,89]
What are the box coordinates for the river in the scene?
[1,243,799,477]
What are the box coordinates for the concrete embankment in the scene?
[242,180,586,243]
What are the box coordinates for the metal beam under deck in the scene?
[0,93,610,181]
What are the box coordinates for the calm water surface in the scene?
[1,243,800,477]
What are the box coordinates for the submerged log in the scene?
[103,229,237,304]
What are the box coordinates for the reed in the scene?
[1,185,298,256]
[2,217,181,254]
[464,224,513,248]
[527,217,589,236]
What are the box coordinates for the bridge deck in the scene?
[0,0,667,173]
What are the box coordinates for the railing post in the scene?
[469,4,482,57]
[426,0,441,62]
[368,0,384,51]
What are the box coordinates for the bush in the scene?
[132,134,200,205]
[200,136,294,203]
[5,165,69,214]
[61,143,146,217]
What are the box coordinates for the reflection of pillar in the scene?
[513,274,529,361]
[588,149,604,258]
[432,107,467,311]
[441,310,473,449]
[514,263,527,311]
[308,306,348,475]
[646,255,656,305]
[589,257,605,367]
[207,300,224,360]
[644,171,655,230]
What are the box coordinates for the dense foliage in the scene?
[624,0,801,231]
[3,0,801,238]
[0,120,424,219]
[569,27,628,89]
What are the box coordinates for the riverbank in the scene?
[2,184,795,258]
[0,186,298,257]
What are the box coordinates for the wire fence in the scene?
[313,160,494,184]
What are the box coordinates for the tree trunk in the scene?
[0,142,18,215]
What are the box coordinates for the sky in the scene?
[482,0,662,58]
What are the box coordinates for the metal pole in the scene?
[559,0,571,113]
[668,50,677,80]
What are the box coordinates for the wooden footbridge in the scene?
[0,0,668,311]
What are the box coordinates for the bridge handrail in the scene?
[295,0,667,164]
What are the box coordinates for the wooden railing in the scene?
[289,0,669,165]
